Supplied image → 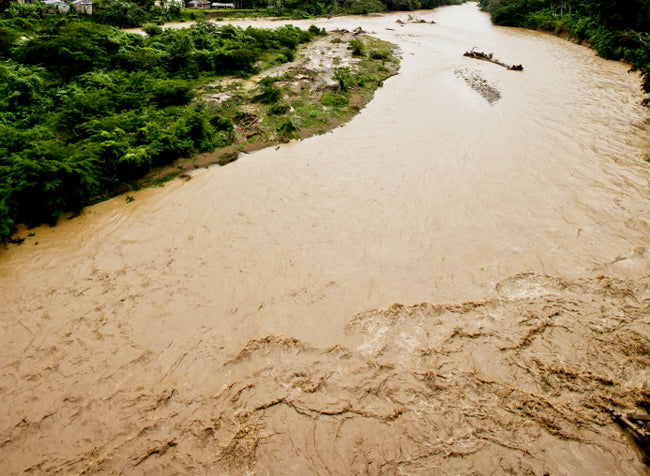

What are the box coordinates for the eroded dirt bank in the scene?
[2,3,650,474]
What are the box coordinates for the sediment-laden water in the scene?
[2,3,650,474]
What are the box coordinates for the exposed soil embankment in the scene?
[2,273,648,474]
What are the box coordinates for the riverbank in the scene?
[0,19,398,244]
[136,30,399,190]
[477,0,650,105]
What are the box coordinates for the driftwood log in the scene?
[463,49,524,71]
[613,411,650,464]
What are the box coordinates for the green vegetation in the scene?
[264,0,465,17]
[333,66,356,91]
[254,76,283,103]
[479,0,650,103]
[0,18,325,241]
[0,0,466,32]
[348,38,366,57]
[0,6,398,243]
[0,0,424,242]
[202,32,399,147]
[320,90,349,107]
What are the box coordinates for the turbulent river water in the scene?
[2,3,650,474]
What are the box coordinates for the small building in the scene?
[211,2,234,8]
[42,0,70,13]
[186,0,210,8]
[71,0,94,15]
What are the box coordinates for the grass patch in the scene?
[320,91,349,107]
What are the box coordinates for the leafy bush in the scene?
[282,48,295,62]
[210,116,235,132]
[16,22,122,79]
[308,24,327,36]
[276,118,298,139]
[356,73,382,87]
[143,23,163,37]
[94,0,146,28]
[490,0,547,26]
[369,49,389,60]
[255,76,283,103]
[0,26,18,57]
[348,38,366,57]
[268,102,290,114]
[350,0,386,14]
[333,66,355,92]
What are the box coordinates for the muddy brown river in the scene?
[2,3,650,474]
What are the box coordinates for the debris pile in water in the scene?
[614,411,650,464]
[464,49,524,71]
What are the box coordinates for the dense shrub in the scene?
[369,49,390,60]
[333,66,355,92]
[349,0,386,14]
[276,118,298,139]
[348,38,366,57]
[255,76,283,103]
[268,102,290,114]
[143,23,163,37]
